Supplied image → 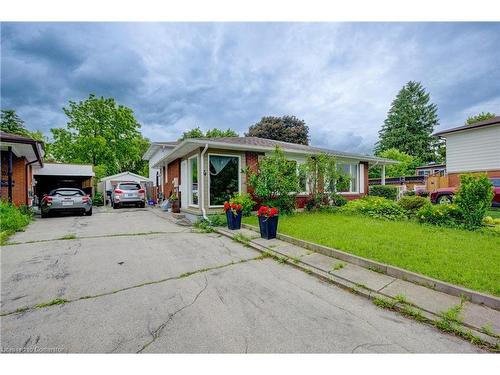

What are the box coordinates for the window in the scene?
[336,163,359,193]
[189,155,199,206]
[209,154,240,206]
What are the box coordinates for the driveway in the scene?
[1,208,484,353]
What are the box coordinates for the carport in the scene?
[33,163,95,199]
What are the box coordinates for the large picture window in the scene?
[337,163,359,193]
[209,154,240,206]
[189,155,199,206]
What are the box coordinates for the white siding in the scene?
[445,126,500,173]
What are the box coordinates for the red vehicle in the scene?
[430,177,500,206]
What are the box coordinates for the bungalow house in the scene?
[433,116,500,187]
[1,131,44,206]
[145,136,396,221]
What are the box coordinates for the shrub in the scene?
[330,192,348,207]
[403,190,416,196]
[340,196,406,220]
[0,201,33,242]
[92,192,104,206]
[369,185,398,200]
[247,146,298,214]
[398,195,429,217]
[417,203,463,228]
[454,174,494,230]
[229,193,255,216]
[305,193,329,211]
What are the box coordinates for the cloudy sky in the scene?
[1,22,499,153]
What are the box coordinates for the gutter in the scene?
[25,159,39,206]
[200,143,209,221]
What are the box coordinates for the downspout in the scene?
[200,143,209,221]
[25,159,39,206]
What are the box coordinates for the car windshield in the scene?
[490,178,500,187]
[119,183,141,190]
[51,189,84,196]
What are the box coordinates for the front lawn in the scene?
[243,212,500,296]
[0,201,33,244]
[486,208,500,219]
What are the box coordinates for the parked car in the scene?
[430,178,500,206]
[111,182,146,209]
[41,188,92,218]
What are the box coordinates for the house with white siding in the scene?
[433,116,500,186]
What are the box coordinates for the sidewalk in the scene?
[216,226,500,350]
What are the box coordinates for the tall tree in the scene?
[1,109,31,137]
[374,81,439,162]
[179,126,238,141]
[246,115,309,145]
[50,94,149,179]
[466,112,496,125]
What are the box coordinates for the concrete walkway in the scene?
[217,226,500,350]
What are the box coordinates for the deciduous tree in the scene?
[466,112,496,125]
[246,115,309,145]
[49,94,149,179]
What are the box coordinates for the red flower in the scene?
[231,203,238,210]
[257,206,268,217]
[223,202,230,212]
[236,204,243,211]
[269,208,279,217]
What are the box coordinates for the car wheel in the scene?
[86,208,93,216]
[41,210,49,218]
[113,202,118,209]
[140,202,145,208]
[437,194,453,204]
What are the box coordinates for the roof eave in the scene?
[152,138,398,167]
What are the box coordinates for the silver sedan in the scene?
[40,188,93,218]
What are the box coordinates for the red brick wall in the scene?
[1,151,28,206]
[448,170,500,187]
[164,158,181,201]
[245,152,260,196]
[362,162,369,195]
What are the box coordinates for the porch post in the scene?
[381,164,386,186]
[7,146,13,203]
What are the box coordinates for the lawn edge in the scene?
[215,227,499,351]
[241,223,500,310]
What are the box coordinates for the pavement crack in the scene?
[137,276,209,353]
[1,255,262,317]
[377,278,396,293]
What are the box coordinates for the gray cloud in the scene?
[1,22,499,153]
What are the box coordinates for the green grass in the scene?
[0,201,33,244]
[243,212,500,296]
[486,209,500,219]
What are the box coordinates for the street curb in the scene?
[241,223,500,311]
[215,227,498,349]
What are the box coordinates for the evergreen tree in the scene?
[375,81,439,162]
[1,109,31,136]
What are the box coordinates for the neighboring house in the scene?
[434,116,500,187]
[144,136,396,221]
[415,163,446,177]
[142,141,178,198]
[0,131,44,206]
[98,171,151,194]
[33,163,95,198]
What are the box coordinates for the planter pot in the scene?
[226,210,242,230]
[258,215,279,239]
[171,199,180,213]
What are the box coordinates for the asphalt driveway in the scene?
[1,208,484,353]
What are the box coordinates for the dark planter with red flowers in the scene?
[257,206,279,239]
[224,202,243,230]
